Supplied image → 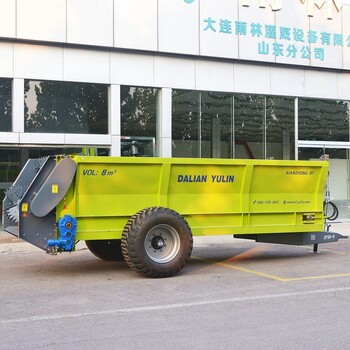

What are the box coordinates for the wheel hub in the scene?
[144,224,181,264]
[151,236,165,250]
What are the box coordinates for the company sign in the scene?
[181,0,350,70]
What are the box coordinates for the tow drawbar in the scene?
[234,231,348,253]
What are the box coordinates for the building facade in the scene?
[1,0,350,218]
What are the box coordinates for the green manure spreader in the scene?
[2,156,347,277]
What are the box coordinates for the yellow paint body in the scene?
[57,157,328,241]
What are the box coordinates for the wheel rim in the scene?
[144,224,180,263]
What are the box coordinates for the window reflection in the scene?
[201,92,233,158]
[266,96,295,160]
[172,90,234,158]
[0,78,12,132]
[299,98,349,142]
[121,86,158,157]
[172,90,200,158]
[234,94,265,159]
[172,90,296,160]
[24,80,108,134]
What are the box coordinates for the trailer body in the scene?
[2,156,346,277]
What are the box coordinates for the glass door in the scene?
[298,146,350,220]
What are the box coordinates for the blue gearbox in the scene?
[47,215,77,252]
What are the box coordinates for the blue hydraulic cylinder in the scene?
[47,215,77,252]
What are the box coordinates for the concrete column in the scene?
[157,88,172,157]
[294,97,299,160]
[109,84,121,156]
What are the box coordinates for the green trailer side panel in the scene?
[74,163,162,217]
[55,157,328,241]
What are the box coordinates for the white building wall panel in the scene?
[14,44,63,81]
[343,5,350,70]
[304,70,338,99]
[0,0,347,72]
[158,0,199,55]
[110,52,154,87]
[275,2,310,67]
[270,67,305,97]
[154,56,196,89]
[0,132,19,143]
[5,41,350,101]
[63,48,110,84]
[20,133,65,145]
[237,5,275,63]
[67,0,113,47]
[0,0,16,38]
[18,133,112,146]
[114,0,158,51]
[195,60,234,92]
[309,8,342,69]
[199,0,238,59]
[17,0,66,42]
[64,134,111,145]
[233,64,271,95]
[337,73,350,100]
[0,43,14,78]
[329,159,348,200]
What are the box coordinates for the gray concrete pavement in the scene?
[1,222,350,350]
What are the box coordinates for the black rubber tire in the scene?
[85,239,124,261]
[121,207,193,278]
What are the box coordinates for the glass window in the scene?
[0,148,20,221]
[172,90,234,158]
[299,98,349,142]
[201,92,234,158]
[173,91,295,160]
[121,86,158,157]
[172,90,200,158]
[24,80,108,134]
[298,147,346,160]
[0,78,12,132]
[266,96,295,160]
[234,94,265,159]
[298,148,349,220]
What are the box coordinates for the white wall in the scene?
[114,0,158,51]
[329,159,348,201]
[17,0,67,42]
[1,0,350,159]
[2,42,350,101]
[67,0,114,47]
[1,0,350,70]
[2,39,349,161]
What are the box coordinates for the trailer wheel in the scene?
[85,239,124,261]
[121,207,193,278]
